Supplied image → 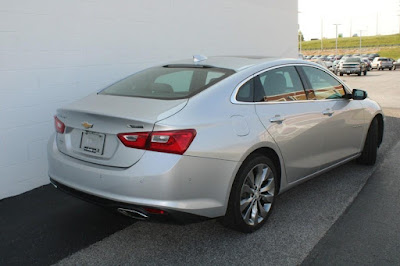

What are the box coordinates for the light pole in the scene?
[360,29,366,52]
[321,18,323,51]
[333,24,341,55]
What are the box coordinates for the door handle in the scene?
[322,109,334,116]
[270,115,285,123]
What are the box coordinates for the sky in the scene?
[298,0,400,40]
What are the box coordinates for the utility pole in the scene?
[376,12,379,35]
[360,29,366,52]
[350,18,352,37]
[333,24,341,55]
[321,18,323,51]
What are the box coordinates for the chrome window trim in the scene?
[230,63,352,105]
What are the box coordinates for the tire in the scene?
[357,72,361,76]
[222,154,277,233]
[364,70,367,75]
[340,72,343,76]
[357,118,378,165]
[389,67,392,70]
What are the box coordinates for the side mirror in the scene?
[352,89,368,100]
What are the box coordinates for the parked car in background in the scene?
[334,55,343,60]
[361,58,372,71]
[393,58,400,70]
[338,57,367,76]
[47,56,384,232]
[310,59,329,69]
[371,57,393,70]
[332,60,340,74]
[368,53,379,61]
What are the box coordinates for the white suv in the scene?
[371,57,393,70]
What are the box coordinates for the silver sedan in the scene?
[48,56,384,232]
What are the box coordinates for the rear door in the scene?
[253,66,327,183]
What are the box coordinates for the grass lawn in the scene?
[300,34,400,50]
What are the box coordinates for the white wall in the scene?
[0,0,297,199]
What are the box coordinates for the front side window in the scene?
[100,66,234,100]
[301,66,346,100]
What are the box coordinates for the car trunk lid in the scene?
[55,94,187,167]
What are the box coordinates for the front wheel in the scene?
[222,154,277,233]
[357,118,378,165]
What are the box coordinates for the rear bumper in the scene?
[47,135,239,218]
[50,178,209,223]
[339,68,361,74]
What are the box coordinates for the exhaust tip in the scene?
[117,208,149,220]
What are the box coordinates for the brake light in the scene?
[54,116,65,134]
[117,132,149,149]
[117,129,196,155]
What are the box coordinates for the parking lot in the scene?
[1,70,400,265]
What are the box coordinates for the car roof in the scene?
[167,56,280,72]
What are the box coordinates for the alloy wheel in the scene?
[239,164,275,226]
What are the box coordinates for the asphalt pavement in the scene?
[0,70,399,265]
[302,139,400,265]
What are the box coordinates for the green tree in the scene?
[298,31,305,41]
[338,33,343,38]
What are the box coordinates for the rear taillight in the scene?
[54,116,65,134]
[117,129,196,155]
[117,132,149,149]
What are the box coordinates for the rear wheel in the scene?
[364,70,367,75]
[358,72,361,76]
[357,118,378,165]
[340,72,343,76]
[222,154,277,233]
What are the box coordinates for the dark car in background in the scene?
[361,58,372,71]
[338,57,367,76]
[393,58,400,70]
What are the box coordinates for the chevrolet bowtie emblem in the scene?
[82,122,93,129]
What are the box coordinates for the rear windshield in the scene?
[345,57,361,62]
[99,66,235,99]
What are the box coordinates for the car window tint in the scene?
[99,67,234,100]
[155,70,193,92]
[205,71,225,85]
[236,79,254,102]
[257,66,306,102]
[301,66,345,100]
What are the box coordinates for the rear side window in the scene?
[235,66,306,102]
[100,66,234,99]
[301,66,345,100]
[256,66,306,102]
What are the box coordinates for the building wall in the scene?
[0,0,297,199]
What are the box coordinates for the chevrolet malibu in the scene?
[48,56,384,232]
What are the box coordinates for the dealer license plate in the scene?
[80,131,105,155]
